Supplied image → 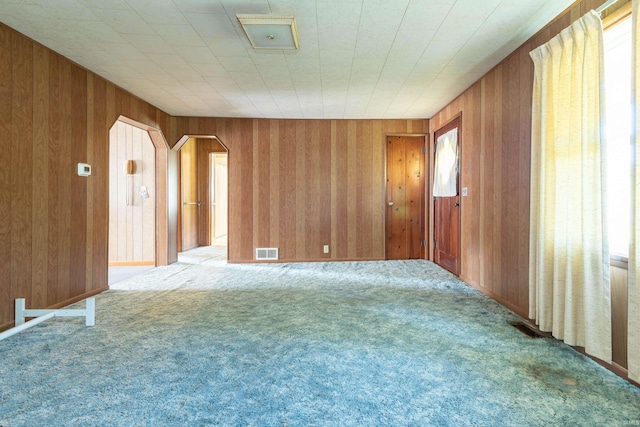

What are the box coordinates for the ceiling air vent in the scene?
[237,14,299,50]
[256,248,279,261]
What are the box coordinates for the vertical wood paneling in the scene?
[11,33,33,305]
[304,121,320,259]
[91,76,108,290]
[47,52,60,306]
[346,121,357,259]
[69,64,87,298]
[0,26,12,320]
[32,44,49,308]
[278,120,296,260]
[255,121,271,249]
[85,73,94,291]
[269,121,280,249]
[372,120,384,259]
[237,120,254,261]
[492,65,503,300]
[319,121,332,259]
[295,121,306,259]
[57,58,72,302]
[334,120,348,259]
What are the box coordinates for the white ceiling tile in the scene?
[178,47,222,65]
[219,0,271,16]
[0,0,576,118]
[173,0,225,14]
[190,63,230,78]
[122,33,175,54]
[218,56,256,72]
[88,8,155,35]
[79,0,131,9]
[153,24,206,47]
[204,37,248,57]
[125,0,188,25]
[185,12,237,38]
[165,68,205,82]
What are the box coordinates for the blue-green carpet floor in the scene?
[1,250,639,426]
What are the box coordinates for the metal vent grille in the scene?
[256,248,279,260]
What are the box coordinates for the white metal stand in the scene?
[0,298,95,342]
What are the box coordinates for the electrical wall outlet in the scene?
[323,245,329,254]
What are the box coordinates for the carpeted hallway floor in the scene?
[1,247,639,426]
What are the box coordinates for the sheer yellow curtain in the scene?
[529,11,611,363]
[629,0,640,383]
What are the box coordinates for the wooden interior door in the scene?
[434,117,461,275]
[181,139,199,252]
[386,135,425,260]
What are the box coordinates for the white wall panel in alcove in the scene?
[108,121,156,265]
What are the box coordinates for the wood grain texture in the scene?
[0,23,178,329]
[11,32,33,307]
[428,0,612,320]
[0,26,12,322]
[170,117,426,263]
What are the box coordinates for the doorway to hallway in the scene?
[177,136,229,259]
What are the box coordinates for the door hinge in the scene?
[421,240,426,247]
[421,147,426,154]
[434,239,437,249]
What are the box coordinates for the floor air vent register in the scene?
[256,248,279,261]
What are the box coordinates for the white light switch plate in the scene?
[462,187,468,197]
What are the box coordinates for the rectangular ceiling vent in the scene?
[256,248,279,261]
[237,14,299,50]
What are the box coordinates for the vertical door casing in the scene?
[386,136,425,260]
[433,117,461,275]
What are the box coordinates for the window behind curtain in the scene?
[604,16,632,258]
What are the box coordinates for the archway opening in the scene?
[174,135,229,262]
[107,116,171,285]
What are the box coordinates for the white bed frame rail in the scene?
[0,298,95,342]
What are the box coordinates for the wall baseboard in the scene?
[108,261,155,267]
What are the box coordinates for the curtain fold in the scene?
[529,10,611,363]
[433,129,458,197]
[629,0,640,383]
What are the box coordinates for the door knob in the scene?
[388,201,394,206]
[454,202,460,207]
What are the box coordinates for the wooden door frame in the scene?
[429,112,462,267]
[383,133,428,260]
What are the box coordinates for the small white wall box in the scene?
[77,163,91,176]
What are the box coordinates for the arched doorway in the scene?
[107,116,172,284]
[173,135,229,260]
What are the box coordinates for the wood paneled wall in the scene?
[428,0,619,319]
[0,21,428,329]
[108,121,155,265]
[0,23,172,329]
[172,119,428,262]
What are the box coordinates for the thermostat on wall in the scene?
[77,163,92,177]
